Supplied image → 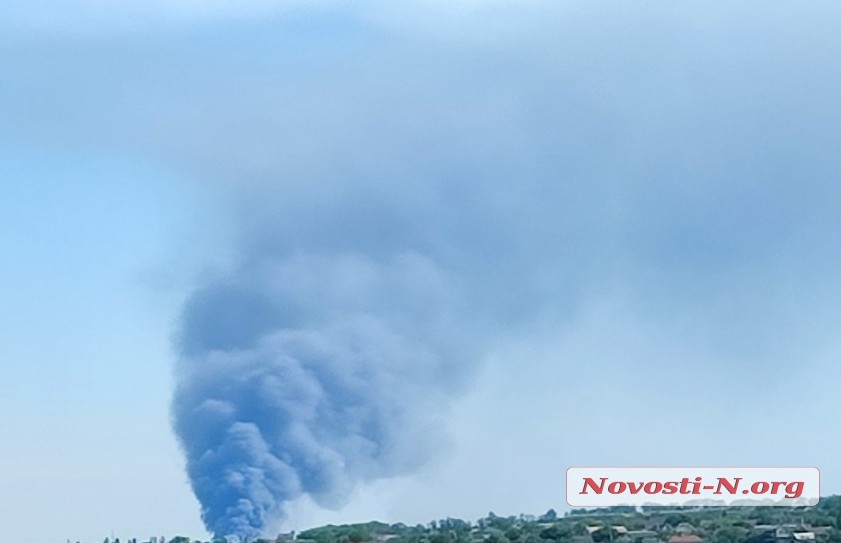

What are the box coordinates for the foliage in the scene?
[92,494,841,543]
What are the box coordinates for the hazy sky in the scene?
[3,2,841,542]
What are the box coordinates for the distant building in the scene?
[674,524,695,536]
[810,527,833,540]
[768,525,820,543]
[644,517,668,532]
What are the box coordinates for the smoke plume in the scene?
[157,2,841,538]
[173,249,482,540]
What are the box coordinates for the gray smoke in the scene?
[155,2,841,539]
[173,251,483,540]
[167,66,600,536]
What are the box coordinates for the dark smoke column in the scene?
[172,252,476,541]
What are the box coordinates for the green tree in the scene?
[486,534,511,543]
[348,529,369,543]
[666,515,691,527]
[626,520,645,531]
[432,534,456,543]
[711,526,750,543]
[540,525,572,542]
[592,528,618,543]
[571,523,588,537]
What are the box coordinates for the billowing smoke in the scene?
[154,2,841,538]
[166,70,591,536]
[173,250,482,540]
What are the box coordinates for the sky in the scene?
[2,1,841,542]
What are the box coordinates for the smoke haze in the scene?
[3,2,841,541]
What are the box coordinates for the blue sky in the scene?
[0,149,203,539]
[3,2,841,542]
